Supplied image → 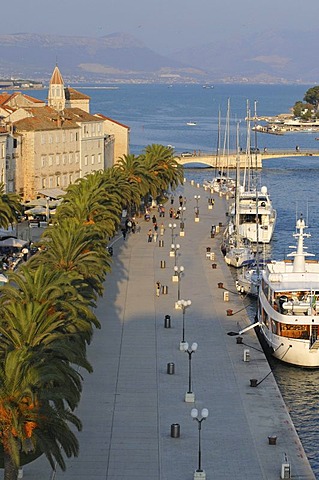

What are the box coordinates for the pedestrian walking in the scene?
[152,215,157,224]
[156,281,161,297]
[160,223,165,236]
[147,229,153,242]
[121,227,127,240]
[153,231,158,242]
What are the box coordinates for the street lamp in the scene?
[170,243,180,266]
[176,299,191,350]
[173,265,184,301]
[168,222,177,243]
[183,342,197,402]
[208,188,214,209]
[191,408,209,479]
[180,206,186,232]
[194,195,200,219]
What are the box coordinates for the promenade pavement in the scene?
[11,180,315,480]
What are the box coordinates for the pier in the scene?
[16,182,315,479]
[176,149,319,168]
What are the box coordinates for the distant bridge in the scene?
[175,149,319,169]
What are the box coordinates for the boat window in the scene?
[278,323,309,339]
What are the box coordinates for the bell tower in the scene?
[48,65,65,111]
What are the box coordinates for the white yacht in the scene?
[228,185,277,243]
[256,215,319,367]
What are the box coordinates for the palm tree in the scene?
[0,265,100,348]
[29,219,110,298]
[0,184,21,229]
[0,348,82,480]
[57,173,121,240]
[143,144,184,194]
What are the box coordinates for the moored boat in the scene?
[256,215,319,367]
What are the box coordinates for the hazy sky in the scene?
[4,0,319,54]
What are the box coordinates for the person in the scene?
[131,220,136,233]
[147,229,153,242]
[170,195,174,205]
[156,281,161,297]
[153,230,158,242]
[121,227,127,240]
[179,195,183,208]
[21,246,29,262]
[160,223,165,236]
[154,223,158,232]
[296,145,300,152]
[152,215,157,224]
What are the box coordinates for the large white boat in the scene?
[228,185,277,243]
[256,215,319,367]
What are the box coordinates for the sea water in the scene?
[26,83,319,476]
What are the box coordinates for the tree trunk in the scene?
[4,450,18,480]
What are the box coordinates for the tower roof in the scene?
[50,65,64,85]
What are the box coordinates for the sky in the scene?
[4,0,319,54]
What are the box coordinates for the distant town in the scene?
[0,79,43,89]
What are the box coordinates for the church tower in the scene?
[48,65,65,111]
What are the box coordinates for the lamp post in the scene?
[173,265,184,301]
[183,342,197,402]
[180,206,186,232]
[176,299,191,350]
[168,222,177,243]
[170,243,180,266]
[194,195,200,219]
[191,408,209,479]
[208,188,214,209]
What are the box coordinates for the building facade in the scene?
[0,65,130,200]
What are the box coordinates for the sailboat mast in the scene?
[235,122,240,244]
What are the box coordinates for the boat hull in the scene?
[259,323,319,368]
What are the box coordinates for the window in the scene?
[91,154,95,165]
[48,156,53,166]
[56,155,60,165]
[49,135,53,144]
[98,153,101,164]
[41,156,46,167]
[69,153,73,164]
[84,155,88,166]
[42,178,46,188]
[41,134,45,145]
[75,132,79,141]
[62,133,66,143]
[75,152,79,163]
[62,154,66,165]
[56,176,60,186]
[70,132,74,142]
[1,144,4,159]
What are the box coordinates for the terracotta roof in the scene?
[13,106,79,131]
[0,92,44,107]
[65,87,90,100]
[0,93,11,106]
[65,108,102,122]
[94,113,129,129]
[50,65,64,85]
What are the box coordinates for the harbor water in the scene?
[27,83,319,476]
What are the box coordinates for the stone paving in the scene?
[9,180,315,480]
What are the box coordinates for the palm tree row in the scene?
[0,144,183,479]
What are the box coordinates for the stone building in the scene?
[0,65,130,200]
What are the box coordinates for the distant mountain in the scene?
[0,31,317,84]
[168,29,319,84]
[0,33,208,84]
